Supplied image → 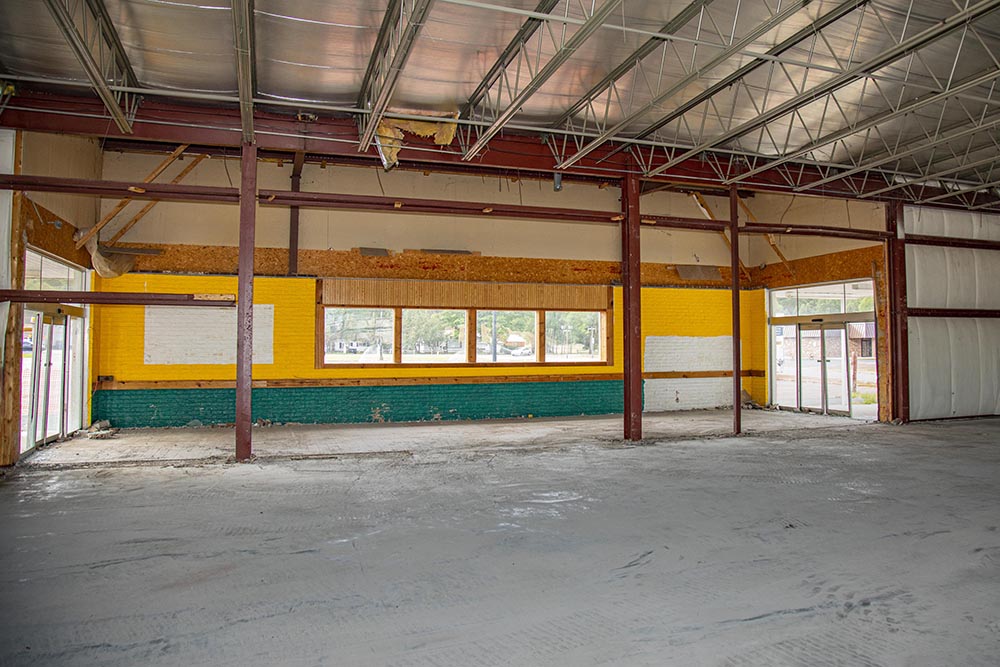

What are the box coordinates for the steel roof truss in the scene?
[42,0,140,134]
[357,0,435,152]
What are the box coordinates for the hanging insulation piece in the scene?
[374,113,459,169]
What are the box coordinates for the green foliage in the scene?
[545,311,600,354]
[402,309,465,353]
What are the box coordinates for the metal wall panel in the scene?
[903,207,1000,241]
[906,245,1000,309]
[909,318,1000,419]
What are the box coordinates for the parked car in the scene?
[22,339,33,352]
[511,346,534,357]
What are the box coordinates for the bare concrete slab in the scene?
[25,409,852,467]
[1,417,998,665]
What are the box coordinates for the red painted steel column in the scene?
[621,172,642,441]
[886,201,909,422]
[288,151,304,276]
[730,187,742,434]
[236,142,257,461]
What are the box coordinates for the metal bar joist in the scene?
[598,0,871,164]
[357,0,435,152]
[231,0,256,143]
[729,67,1000,185]
[43,0,140,134]
[645,0,1000,178]
[460,0,623,160]
[555,0,811,170]
[460,0,560,118]
[547,0,713,130]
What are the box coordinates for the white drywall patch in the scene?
[643,336,735,411]
[644,378,732,412]
[909,318,1000,420]
[644,335,732,372]
[144,305,274,365]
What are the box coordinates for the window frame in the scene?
[317,303,612,369]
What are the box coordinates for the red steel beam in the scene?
[886,202,909,422]
[235,142,256,462]
[0,174,238,203]
[639,214,729,232]
[742,222,891,242]
[8,90,993,204]
[907,308,1000,318]
[621,171,642,441]
[904,234,1000,251]
[0,290,235,307]
[259,189,619,224]
[729,187,742,435]
[288,151,304,276]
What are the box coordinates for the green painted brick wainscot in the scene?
[92,380,631,428]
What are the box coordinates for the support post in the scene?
[1,192,24,466]
[236,142,257,461]
[288,151,304,275]
[621,171,642,441]
[886,201,909,422]
[729,187,742,435]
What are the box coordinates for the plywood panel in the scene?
[321,278,610,310]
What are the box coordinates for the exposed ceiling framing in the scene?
[3,0,1000,210]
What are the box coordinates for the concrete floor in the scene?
[26,409,851,467]
[1,414,999,665]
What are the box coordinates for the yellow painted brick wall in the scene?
[92,274,765,403]
[92,274,624,382]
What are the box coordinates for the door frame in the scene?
[798,323,850,416]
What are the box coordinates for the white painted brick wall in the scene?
[144,305,275,365]
[644,335,732,372]
[644,377,732,412]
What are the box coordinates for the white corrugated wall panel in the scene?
[903,207,1000,241]
[909,318,1000,419]
[906,246,1000,309]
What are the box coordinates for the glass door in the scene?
[824,327,850,415]
[22,312,85,453]
[797,324,850,415]
[799,326,824,411]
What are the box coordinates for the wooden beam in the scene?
[737,198,794,278]
[1,190,25,466]
[75,144,189,249]
[107,153,207,246]
[235,142,257,461]
[691,192,752,281]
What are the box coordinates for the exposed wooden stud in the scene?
[1,190,25,467]
[393,307,403,364]
[107,154,207,246]
[75,144,189,249]
[691,192,752,281]
[737,198,794,277]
